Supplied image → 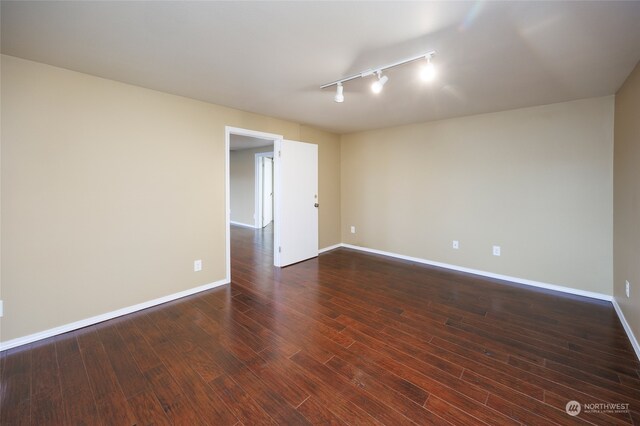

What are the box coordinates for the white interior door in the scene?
[262,157,273,226]
[274,139,318,267]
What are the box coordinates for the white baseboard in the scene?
[318,243,342,254]
[3,243,632,359]
[339,243,612,301]
[0,278,229,352]
[230,221,257,229]
[337,242,637,360]
[339,243,640,358]
[612,298,640,361]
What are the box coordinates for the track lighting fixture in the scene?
[371,71,388,94]
[334,82,344,103]
[320,50,436,103]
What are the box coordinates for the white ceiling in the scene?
[2,1,640,134]
[230,135,274,151]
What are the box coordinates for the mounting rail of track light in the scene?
[321,51,436,103]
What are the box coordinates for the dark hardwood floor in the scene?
[2,224,639,425]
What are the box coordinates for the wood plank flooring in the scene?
[1,224,639,425]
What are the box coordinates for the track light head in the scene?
[420,55,436,82]
[334,82,344,103]
[320,51,436,101]
[371,71,388,94]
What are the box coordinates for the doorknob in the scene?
[314,203,319,208]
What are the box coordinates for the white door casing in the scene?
[226,126,282,280]
[262,157,273,226]
[254,151,274,228]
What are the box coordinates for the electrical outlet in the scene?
[492,246,501,256]
[626,280,630,298]
[452,240,459,249]
[350,226,356,234]
[194,260,202,272]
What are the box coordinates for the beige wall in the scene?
[0,56,3,334]
[0,52,621,346]
[341,97,614,295]
[230,146,274,226]
[0,55,340,342]
[301,125,342,249]
[614,61,640,346]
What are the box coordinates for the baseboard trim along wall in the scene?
[335,243,640,360]
[325,239,640,359]
[319,243,343,254]
[5,244,634,360]
[338,243,612,301]
[230,221,256,228]
[0,278,229,352]
[612,298,640,361]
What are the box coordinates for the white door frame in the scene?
[254,152,274,229]
[225,126,282,281]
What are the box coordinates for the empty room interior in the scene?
[2,1,640,425]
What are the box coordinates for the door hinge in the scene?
[278,246,282,253]
[278,151,281,158]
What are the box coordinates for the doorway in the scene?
[226,128,279,281]
[225,126,319,282]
